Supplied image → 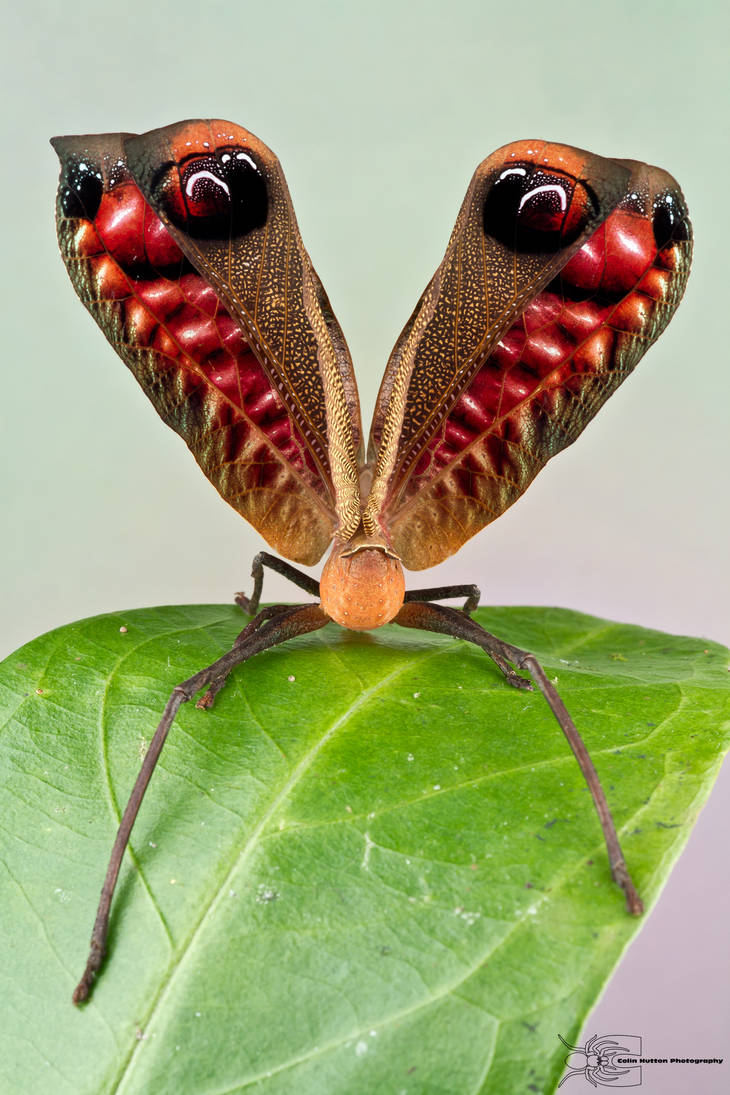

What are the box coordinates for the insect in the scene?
[52,119,692,1004]
[557,1032,642,1088]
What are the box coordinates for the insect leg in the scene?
[394,601,643,916]
[404,583,481,614]
[557,1034,584,1053]
[396,601,530,689]
[72,602,329,1006]
[236,551,321,615]
[196,604,295,709]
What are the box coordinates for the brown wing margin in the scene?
[53,120,363,564]
[365,140,692,569]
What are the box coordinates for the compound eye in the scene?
[153,147,268,239]
[652,191,691,248]
[60,160,104,220]
[483,163,596,252]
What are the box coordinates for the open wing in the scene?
[52,120,362,565]
[364,140,692,569]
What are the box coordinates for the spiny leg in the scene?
[398,600,531,689]
[404,582,481,614]
[394,600,643,916]
[236,551,320,616]
[72,602,330,1006]
[197,604,293,709]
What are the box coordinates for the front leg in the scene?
[394,600,643,917]
[236,551,321,616]
[404,582,481,615]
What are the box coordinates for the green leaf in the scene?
[1,605,728,1094]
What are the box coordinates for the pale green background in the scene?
[2,0,728,1090]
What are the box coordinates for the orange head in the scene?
[319,539,405,630]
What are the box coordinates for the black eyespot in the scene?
[652,192,690,248]
[483,163,597,253]
[60,160,104,220]
[153,146,268,240]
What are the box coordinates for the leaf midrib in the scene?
[107,648,691,1095]
[203,689,724,1095]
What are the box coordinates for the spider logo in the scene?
[557,1032,642,1087]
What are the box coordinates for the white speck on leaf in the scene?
[361,832,374,870]
[257,884,279,903]
[355,1040,368,1057]
[453,906,481,925]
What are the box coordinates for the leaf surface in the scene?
[1,605,728,1094]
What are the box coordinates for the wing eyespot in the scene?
[652,191,690,248]
[60,159,104,220]
[482,162,597,253]
[148,146,268,240]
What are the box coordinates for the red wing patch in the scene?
[53,128,342,564]
[376,151,691,570]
